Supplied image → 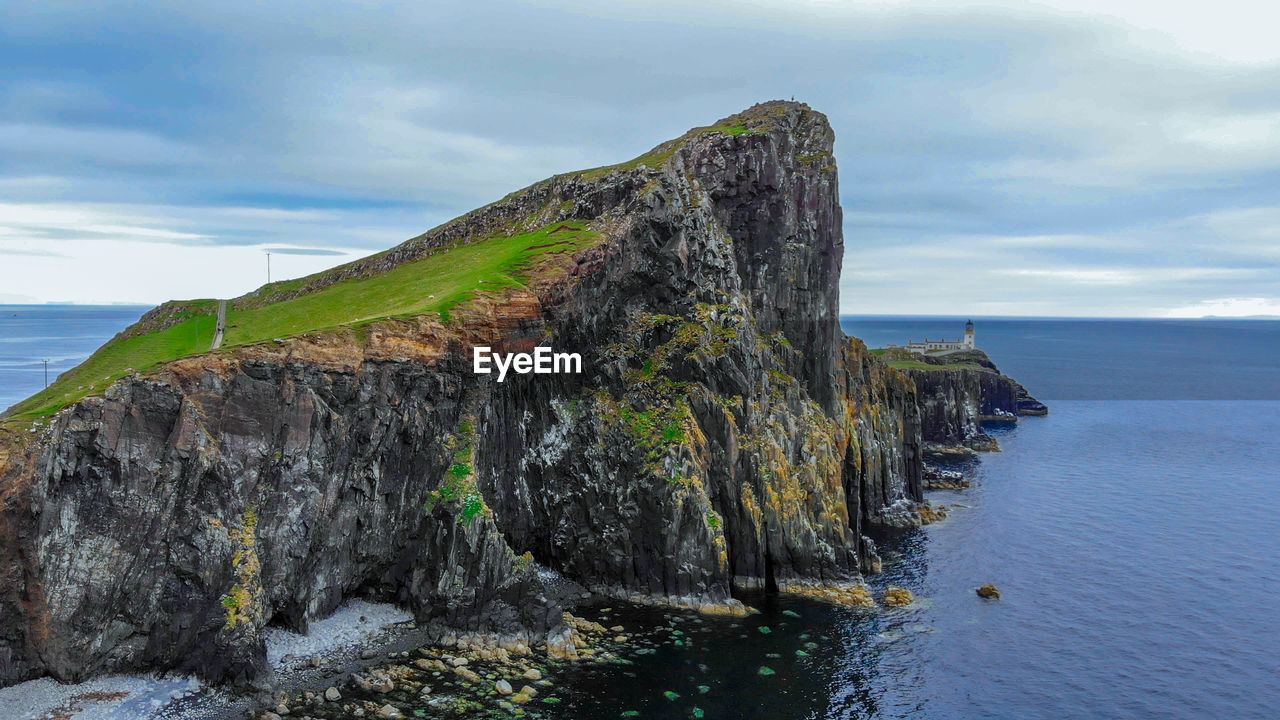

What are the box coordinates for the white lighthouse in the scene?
[900,321,978,354]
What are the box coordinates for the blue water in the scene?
[884,401,1280,718]
[1,309,1278,717]
[0,305,148,412]
[841,316,1280,400]
[521,401,1278,720]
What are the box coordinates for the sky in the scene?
[1,0,1277,317]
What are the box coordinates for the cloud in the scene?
[0,247,63,257]
[1163,297,1280,318]
[263,247,349,256]
[1,1,1278,313]
[997,267,1262,285]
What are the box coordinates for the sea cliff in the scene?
[0,102,933,688]
[891,349,1047,451]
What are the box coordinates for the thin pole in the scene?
[42,358,49,388]
[267,252,272,284]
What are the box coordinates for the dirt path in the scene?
[211,299,226,350]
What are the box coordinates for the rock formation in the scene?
[0,102,934,688]
[901,349,1046,451]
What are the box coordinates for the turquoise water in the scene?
[1,310,1277,717]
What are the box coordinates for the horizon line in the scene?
[1,303,1277,321]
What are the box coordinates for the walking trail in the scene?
[211,299,226,350]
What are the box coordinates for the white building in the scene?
[897,320,975,355]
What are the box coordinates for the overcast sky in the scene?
[1,0,1277,316]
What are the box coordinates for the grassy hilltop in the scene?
[3,221,599,425]
[1,111,782,428]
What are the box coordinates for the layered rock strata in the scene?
[0,101,928,688]
[903,349,1047,451]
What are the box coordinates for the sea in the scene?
[0,305,151,413]
[1,309,1277,719]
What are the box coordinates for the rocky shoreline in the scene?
[242,583,968,720]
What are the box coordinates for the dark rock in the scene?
[922,465,968,490]
[901,349,1047,451]
[0,101,931,688]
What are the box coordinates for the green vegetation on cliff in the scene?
[2,101,793,428]
[570,121,761,181]
[4,312,218,422]
[871,347,983,371]
[886,359,983,371]
[220,220,597,346]
[3,221,600,425]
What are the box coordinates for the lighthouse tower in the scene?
[964,320,976,349]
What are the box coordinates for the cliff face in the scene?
[909,367,990,449]
[0,102,924,688]
[903,350,1047,450]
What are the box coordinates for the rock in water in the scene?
[977,583,1002,599]
[496,679,513,695]
[0,100,966,688]
[884,587,915,607]
[917,504,948,525]
[324,686,342,702]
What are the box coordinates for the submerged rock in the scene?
[976,583,1002,599]
[917,504,948,525]
[884,587,915,607]
[776,580,876,608]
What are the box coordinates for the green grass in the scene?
[2,221,600,427]
[5,313,216,422]
[571,122,762,181]
[574,142,684,182]
[887,359,982,371]
[708,122,755,135]
[221,221,598,347]
[870,346,979,370]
